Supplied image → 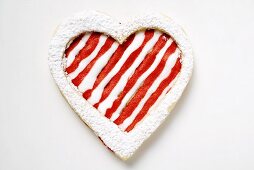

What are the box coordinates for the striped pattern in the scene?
[64,30,182,132]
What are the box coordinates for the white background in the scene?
[0,0,254,169]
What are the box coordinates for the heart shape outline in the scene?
[48,11,193,160]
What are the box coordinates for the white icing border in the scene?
[48,11,193,160]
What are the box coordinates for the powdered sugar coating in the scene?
[48,11,193,160]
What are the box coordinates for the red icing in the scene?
[93,30,154,109]
[114,42,177,125]
[66,32,101,74]
[82,34,135,99]
[105,34,169,118]
[125,57,182,132]
[72,37,115,86]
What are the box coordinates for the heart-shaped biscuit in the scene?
[49,11,193,160]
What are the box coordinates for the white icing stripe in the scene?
[110,38,173,121]
[78,42,119,92]
[66,33,91,67]
[118,49,180,130]
[87,31,146,105]
[68,35,108,80]
[97,31,161,114]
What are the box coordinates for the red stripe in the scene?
[114,42,177,125]
[105,34,169,118]
[71,37,115,86]
[125,57,182,132]
[65,34,84,58]
[82,34,135,99]
[66,32,101,74]
[93,30,155,109]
